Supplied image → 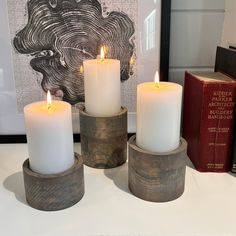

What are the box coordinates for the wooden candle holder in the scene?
[77,103,127,169]
[23,153,84,211]
[128,135,187,202]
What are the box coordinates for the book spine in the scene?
[231,126,236,173]
[198,85,236,172]
[183,72,236,172]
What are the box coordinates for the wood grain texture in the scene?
[78,103,127,169]
[23,153,84,211]
[128,135,187,202]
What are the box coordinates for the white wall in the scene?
[222,0,236,47]
[169,0,225,85]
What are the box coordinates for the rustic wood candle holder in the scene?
[128,135,187,202]
[77,103,127,169]
[23,153,84,211]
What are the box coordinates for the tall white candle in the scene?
[136,72,182,153]
[83,47,121,117]
[24,92,74,174]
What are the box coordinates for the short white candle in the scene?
[136,72,183,153]
[83,47,121,117]
[24,92,74,174]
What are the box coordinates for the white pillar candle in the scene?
[24,92,74,174]
[136,72,182,153]
[83,47,121,117]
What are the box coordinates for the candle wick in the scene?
[101,57,104,63]
[47,104,52,112]
[155,82,160,88]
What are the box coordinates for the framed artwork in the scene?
[0,0,171,143]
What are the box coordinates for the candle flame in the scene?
[100,46,105,62]
[154,71,160,88]
[80,65,84,73]
[47,90,52,111]
[103,45,108,54]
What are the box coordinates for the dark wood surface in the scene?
[128,135,187,202]
[78,104,127,169]
[23,153,84,211]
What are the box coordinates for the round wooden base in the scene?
[78,103,127,169]
[23,153,84,211]
[128,135,187,202]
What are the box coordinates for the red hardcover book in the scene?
[182,71,236,172]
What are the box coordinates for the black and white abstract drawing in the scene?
[12,0,136,106]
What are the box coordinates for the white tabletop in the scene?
[0,143,236,236]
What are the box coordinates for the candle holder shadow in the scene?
[22,153,84,211]
[77,103,127,169]
[128,135,187,202]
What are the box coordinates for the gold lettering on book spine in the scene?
[207,163,224,169]
[208,90,235,120]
